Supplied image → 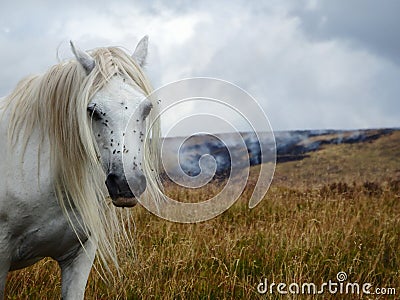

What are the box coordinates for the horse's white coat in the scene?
[0,37,151,300]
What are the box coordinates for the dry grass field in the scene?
[5,131,400,299]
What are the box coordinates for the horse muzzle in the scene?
[105,172,146,207]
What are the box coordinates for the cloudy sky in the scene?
[0,0,399,132]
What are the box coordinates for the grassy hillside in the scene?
[275,130,400,188]
[5,130,400,299]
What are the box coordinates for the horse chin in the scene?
[111,197,138,208]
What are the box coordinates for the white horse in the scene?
[0,36,163,299]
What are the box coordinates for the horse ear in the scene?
[70,41,95,75]
[132,35,148,67]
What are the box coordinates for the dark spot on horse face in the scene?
[0,212,9,222]
[113,149,116,154]
[142,102,153,120]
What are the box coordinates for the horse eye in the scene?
[87,106,102,121]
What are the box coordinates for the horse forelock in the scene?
[2,46,163,272]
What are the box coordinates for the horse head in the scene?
[71,37,152,207]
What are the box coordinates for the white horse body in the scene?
[1,127,64,269]
[0,119,94,298]
[0,36,163,299]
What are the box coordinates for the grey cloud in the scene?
[153,0,400,130]
[288,0,400,65]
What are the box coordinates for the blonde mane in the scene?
[2,47,163,270]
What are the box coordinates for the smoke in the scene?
[162,129,395,178]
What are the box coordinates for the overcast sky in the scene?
[0,0,399,131]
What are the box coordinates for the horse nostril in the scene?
[105,173,119,198]
[130,173,147,197]
[105,173,118,185]
[138,174,146,194]
[105,171,146,198]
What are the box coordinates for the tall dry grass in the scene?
[5,179,400,299]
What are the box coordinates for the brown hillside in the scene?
[273,130,400,188]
